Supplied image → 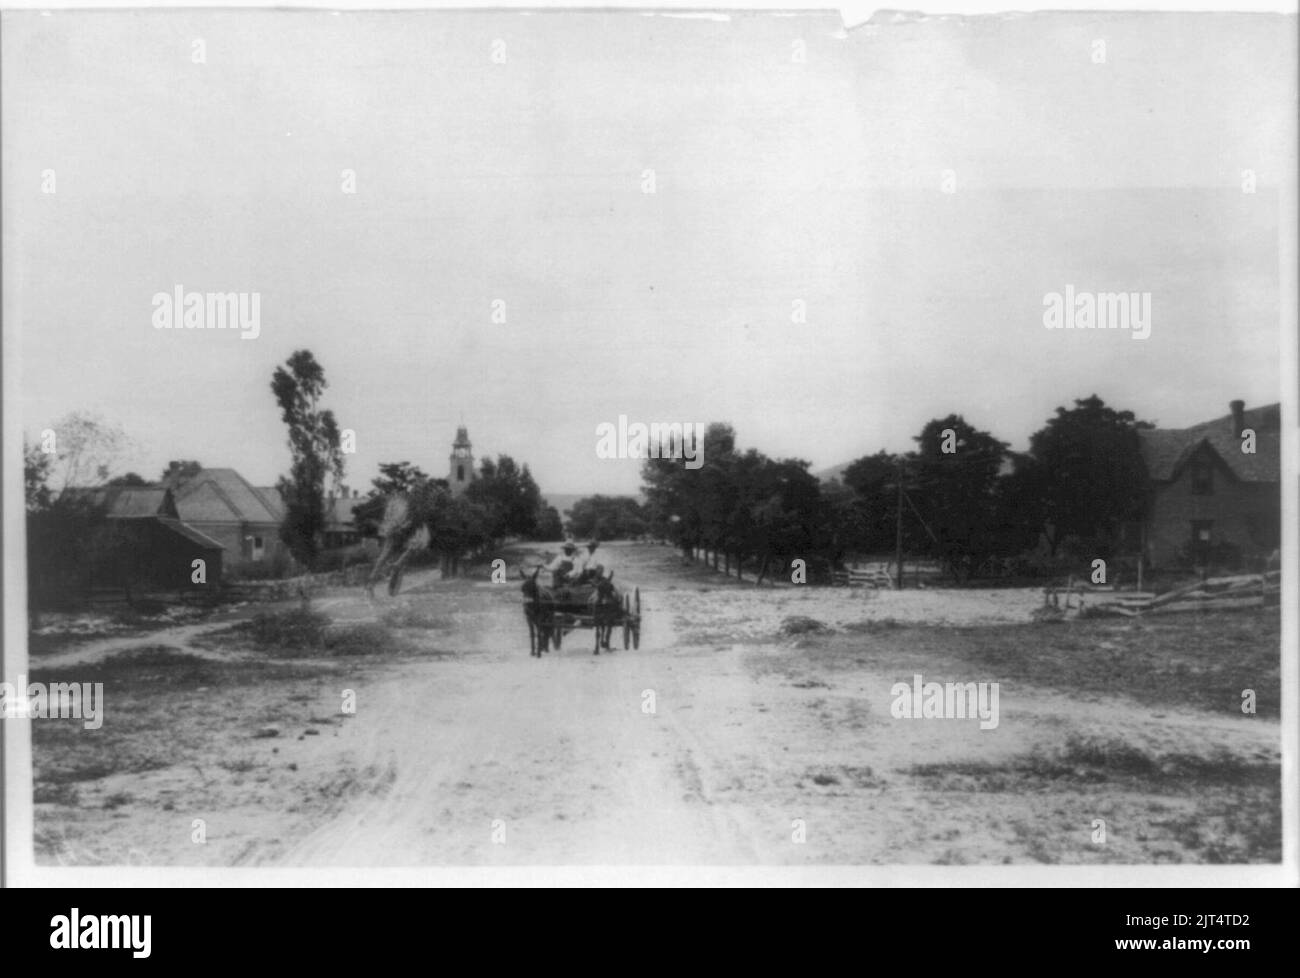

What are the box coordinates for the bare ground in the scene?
[28,542,1281,866]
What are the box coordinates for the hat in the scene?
[562,540,577,552]
[586,540,600,550]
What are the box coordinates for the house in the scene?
[61,486,225,591]
[323,487,367,549]
[164,468,288,571]
[1137,400,1281,568]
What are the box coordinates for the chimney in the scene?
[1230,400,1245,437]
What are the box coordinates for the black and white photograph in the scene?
[1,0,1296,889]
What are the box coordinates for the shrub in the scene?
[779,616,832,637]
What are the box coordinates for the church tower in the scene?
[449,425,476,495]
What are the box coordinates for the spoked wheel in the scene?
[553,625,563,651]
[621,594,631,649]
[632,587,641,650]
[528,618,538,657]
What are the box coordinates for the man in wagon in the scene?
[545,539,579,585]
[574,539,606,583]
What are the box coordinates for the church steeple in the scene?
[449,425,475,495]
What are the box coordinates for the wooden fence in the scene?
[1044,571,1280,618]
[832,559,946,589]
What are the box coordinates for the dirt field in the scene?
[27,542,1281,866]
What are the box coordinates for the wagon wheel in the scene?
[527,617,537,657]
[552,622,563,650]
[632,587,641,650]
[621,594,631,649]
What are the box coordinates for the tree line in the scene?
[637,395,1152,582]
[349,457,561,576]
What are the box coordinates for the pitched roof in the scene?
[1139,403,1280,483]
[62,486,177,518]
[325,495,366,529]
[255,486,284,512]
[172,468,284,524]
[154,516,227,551]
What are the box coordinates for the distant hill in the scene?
[815,455,1016,483]
[814,462,852,484]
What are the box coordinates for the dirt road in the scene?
[30,542,1281,866]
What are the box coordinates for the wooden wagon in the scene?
[520,571,641,657]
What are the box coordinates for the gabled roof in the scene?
[172,468,284,525]
[325,495,366,529]
[154,516,227,551]
[1138,403,1280,483]
[255,486,284,511]
[62,486,178,518]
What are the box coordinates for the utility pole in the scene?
[895,457,904,590]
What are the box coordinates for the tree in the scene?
[533,504,564,541]
[464,455,544,542]
[355,462,434,537]
[159,460,203,488]
[24,439,54,513]
[904,415,1009,580]
[642,422,737,558]
[566,496,648,540]
[355,462,430,535]
[107,472,150,487]
[840,450,902,554]
[641,423,839,582]
[271,350,345,570]
[34,412,130,495]
[1015,395,1152,557]
[24,415,133,609]
[370,461,430,496]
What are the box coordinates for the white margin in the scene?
[2,1,1297,889]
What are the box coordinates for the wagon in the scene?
[520,571,641,657]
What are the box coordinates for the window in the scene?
[457,465,465,482]
[252,535,265,559]
[1189,456,1213,495]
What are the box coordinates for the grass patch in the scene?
[33,783,81,806]
[210,608,403,657]
[809,611,1281,717]
[907,736,1278,792]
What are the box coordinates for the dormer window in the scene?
[1189,455,1213,495]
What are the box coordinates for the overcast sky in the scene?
[4,10,1293,497]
